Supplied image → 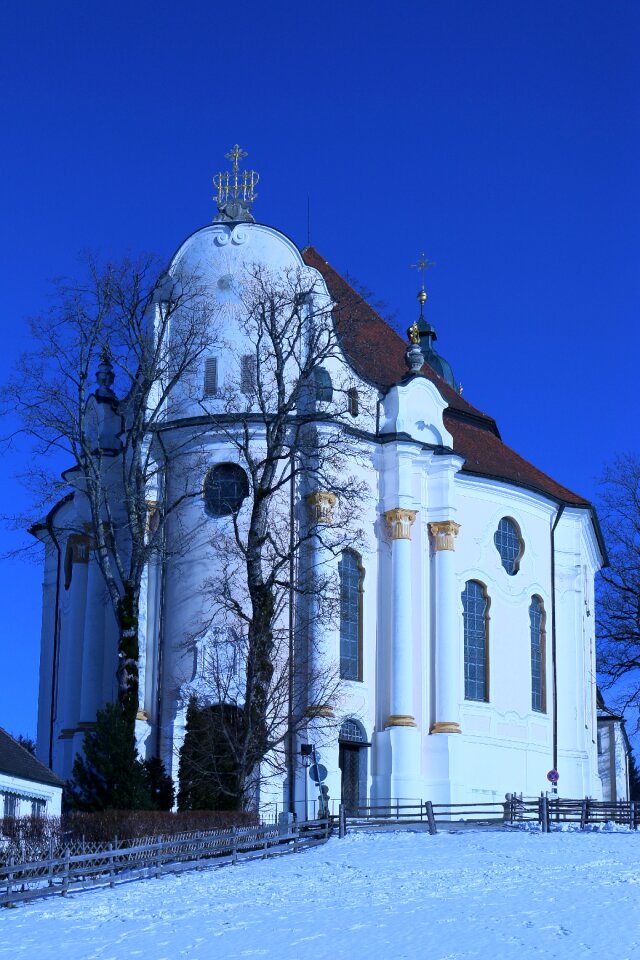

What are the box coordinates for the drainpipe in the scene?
[287,448,296,816]
[46,517,62,769]
[154,433,169,763]
[551,503,565,774]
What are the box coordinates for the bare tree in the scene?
[179,265,372,810]
[596,453,640,732]
[4,254,220,725]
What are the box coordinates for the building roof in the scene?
[303,246,591,510]
[0,728,64,789]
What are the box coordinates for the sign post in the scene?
[547,768,559,796]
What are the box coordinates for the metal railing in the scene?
[0,818,331,908]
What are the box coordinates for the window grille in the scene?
[339,550,363,680]
[3,793,17,818]
[203,463,249,517]
[347,387,359,417]
[339,719,365,743]
[462,580,489,701]
[204,358,218,397]
[530,595,545,712]
[494,517,523,575]
[313,366,333,403]
[240,355,256,395]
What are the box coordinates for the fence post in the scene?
[231,827,238,865]
[293,822,300,853]
[155,841,162,879]
[62,847,70,894]
[539,796,549,833]
[580,799,588,829]
[425,801,437,836]
[338,804,346,839]
[48,836,54,888]
[107,842,115,888]
[5,856,15,908]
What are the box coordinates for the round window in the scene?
[203,463,249,517]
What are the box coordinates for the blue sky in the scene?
[0,2,638,743]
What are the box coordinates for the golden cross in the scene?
[410,251,436,290]
[225,144,248,176]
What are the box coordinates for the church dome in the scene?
[408,290,458,390]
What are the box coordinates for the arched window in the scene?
[312,366,333,403]
[339,718,367,743]
[339,549,364,680]
[347,387,359,417]
[494,517,524,575]
[530,595,546,713]
[203,463,249,517]
[462,580,490,701]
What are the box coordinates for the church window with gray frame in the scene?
[240,354,257,395]
[462,580,489,701]
[203,463,249,517]
[494,517,524,575]
[204,357,218,397]
[530,595,546,713]
[339,549,364,680]
[313,366,333,403]
[339,719,366,743]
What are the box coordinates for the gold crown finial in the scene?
[213,144,259,222]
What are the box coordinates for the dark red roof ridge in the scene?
[302,245,591,509]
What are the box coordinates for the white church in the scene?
[34,147,606,813]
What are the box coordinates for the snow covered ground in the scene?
[2,827,640,959]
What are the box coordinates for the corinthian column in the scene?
[384,508,417,727]
[429,520,462,734]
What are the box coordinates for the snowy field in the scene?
[2,827,640,960]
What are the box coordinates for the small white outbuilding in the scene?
[0,728,63,818]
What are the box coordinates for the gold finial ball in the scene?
[417,289,428,305]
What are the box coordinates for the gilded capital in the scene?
[429,520,461,552]
[306,704,335,719]
[430,721,461,734]
[386,714,417,728]
[306,491,337,524]
[68,534,90,564]
[384,508,417,541]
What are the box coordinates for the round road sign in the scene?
[308,763,327,784]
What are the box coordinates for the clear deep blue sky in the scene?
[1,2,638,740]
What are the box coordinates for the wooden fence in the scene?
[342,797,640,836]
[0,818,330,908]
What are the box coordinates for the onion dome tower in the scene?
[406,253,458,390]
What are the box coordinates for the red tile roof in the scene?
[302,246,590,508]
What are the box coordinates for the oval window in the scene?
[493,517,524,575]
[203,463,249,517]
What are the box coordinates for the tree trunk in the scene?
[116,584,140,726]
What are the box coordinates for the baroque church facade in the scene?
[34,148,605,813]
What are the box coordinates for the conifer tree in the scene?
[67,703,155,811]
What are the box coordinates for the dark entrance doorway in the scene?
[338,719,368,815]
